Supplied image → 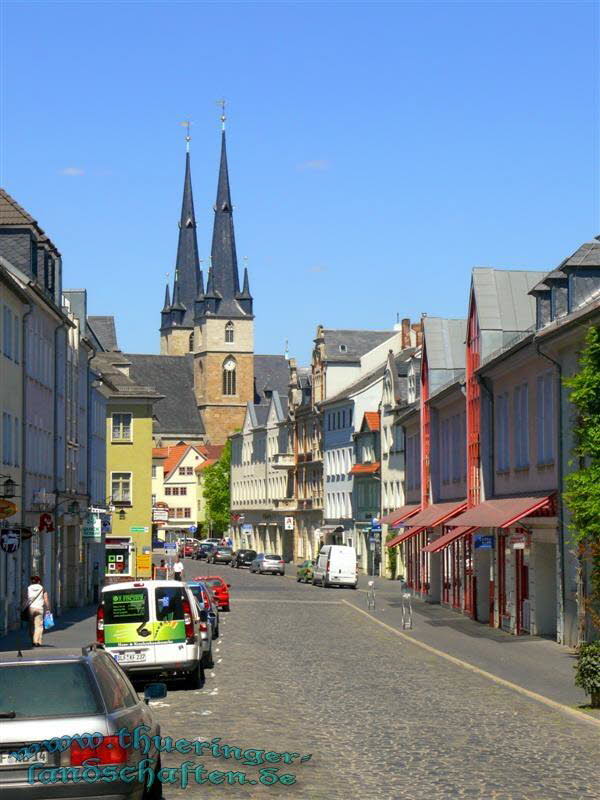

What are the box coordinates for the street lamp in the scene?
[0,476,18,499]
[118,509,127,521]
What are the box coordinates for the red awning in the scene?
[386,526,426,548]
[380,504,420,526]
[349,462,380,475]
[450,494,555,529]
[398,501,467,529]
[422,526,478,553]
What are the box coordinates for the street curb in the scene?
[342,599,600,731]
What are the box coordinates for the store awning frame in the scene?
[386,501,467,549]
[381,504,420,528]
[449,494,556,530]
[422,526,478,553]
[386,526,426,548]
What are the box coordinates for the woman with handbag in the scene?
[22,576,49,647]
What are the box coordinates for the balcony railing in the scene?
[272,453,295,469]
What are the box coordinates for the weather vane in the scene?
[216,99,227,130]
[181,119,192,152]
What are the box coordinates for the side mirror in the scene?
[144,683,167,704]
[227,584,231,588]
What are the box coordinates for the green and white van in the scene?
[97,580,210,688]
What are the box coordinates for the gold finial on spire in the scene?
[216,98,227,131]
[181,119,192,152]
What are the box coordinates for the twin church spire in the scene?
[161,121,253,337]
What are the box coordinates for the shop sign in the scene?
[0,528,20,553]
[130,526,149,533]
[284,517,294,531]
[508,531,528,550]
[152,507,169,522]
[38,513,55,533]
[82,513,102,542]
[241,524,253,533]
[0,499,17,520]
[101,514,112,535]
[137,553,152,572]
[474,534,494,550]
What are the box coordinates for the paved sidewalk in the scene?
[0,604,97,652]
[342,574,589,710]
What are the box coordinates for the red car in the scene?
[202,575,231,611]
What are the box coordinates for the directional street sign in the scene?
[188,525,198,534]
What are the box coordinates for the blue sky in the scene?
[1,1,598,363]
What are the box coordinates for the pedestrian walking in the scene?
[173,556,184,581]
[22,576,49,647]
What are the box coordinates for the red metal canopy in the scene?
[380,504,420,527]
[386,526,426,548]
[398,500,467,529]
[349,462,380,475]
[422,526,478,553]
[449,494,555,529]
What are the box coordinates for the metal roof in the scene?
[472,268,546,332]
[423,317,466,370]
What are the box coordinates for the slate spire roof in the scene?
[195,130,253,320]
[163,151,200,329]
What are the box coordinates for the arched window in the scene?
[189,332,194,352]
[223,357,236,396]
[225,321,234,343]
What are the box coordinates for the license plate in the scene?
[0,750,48,766]
[114,651,146,663]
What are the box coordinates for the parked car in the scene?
[195,538,221,560]
[230,549,257,568]
[98,579,212,687]
[0,644,165,799]
[296,559,314,583]
[250,553,286,575]
[201,576,231,612]
[312,545,358,588]
[209,546,233,564]
[187,579,220,639]
[182,540,199,558]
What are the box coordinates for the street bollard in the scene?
[367,580,376,610]
[401,592,413,629]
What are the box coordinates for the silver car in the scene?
[250,553,286,575]
[0,644,165,799]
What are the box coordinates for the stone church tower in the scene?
[160,123,255,445]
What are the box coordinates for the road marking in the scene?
[341,599,600,730]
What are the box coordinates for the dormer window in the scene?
[339,344,347,353]
[225,321,234,343]
[189,332,194,352]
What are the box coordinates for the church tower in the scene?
[193,115,255,444]
[160,131,201,356]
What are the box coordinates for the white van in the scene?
[312,545,358,588]
[97,580,210,688]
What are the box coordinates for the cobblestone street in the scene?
[153,561,600,800]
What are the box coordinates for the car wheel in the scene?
[185,660,204,690]
[223,604,230,612]
[205,647,215,669]
[142,755,163,800]
[311,577,317,585]
[214,625,219,638]
[297,575,302,582]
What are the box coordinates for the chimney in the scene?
[412,322,424,347]
[401,318,411,349]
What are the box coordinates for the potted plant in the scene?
[574,641,600,708]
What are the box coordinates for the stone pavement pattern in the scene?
[3,562,599,799]
[153,564,600,800]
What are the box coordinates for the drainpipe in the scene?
[535,341,566,644]
[20,303,32,616]
[53,319,69,615]
[86,345,96,604]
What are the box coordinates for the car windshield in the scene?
[104,588,149,625]
[266,554,282,560]
[0,663,103,718]
[204,579,224,588]
[218,547,232,553]
[155,587,185,621]
[187,585,206,606]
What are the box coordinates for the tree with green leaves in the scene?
[202,440,232,536]
[563,325,600,667]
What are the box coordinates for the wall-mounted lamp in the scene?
[118,509,127,521]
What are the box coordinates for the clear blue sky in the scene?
[1,1,598,363]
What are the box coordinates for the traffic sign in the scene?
[188,525,197,534]
[164,542,177,552]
